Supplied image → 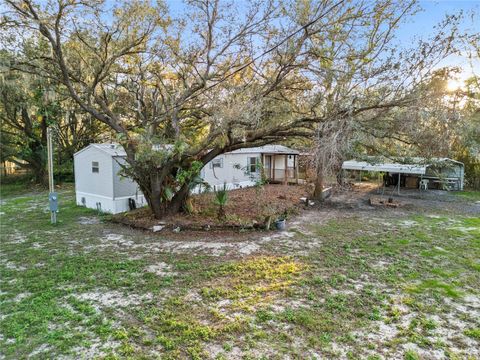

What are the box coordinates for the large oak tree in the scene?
[2,0,335,217]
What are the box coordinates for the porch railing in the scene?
[265,167,297,182]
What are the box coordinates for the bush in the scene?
[0,172,35,185]
[53,160,74,183]
[213,182,228,220]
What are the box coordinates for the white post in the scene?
[398,172,401,195]
[47,126,56,224]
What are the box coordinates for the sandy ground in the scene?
[0,183,479,359]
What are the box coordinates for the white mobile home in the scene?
[74,144,300,214]
[201,145,300,190]
[74,144,146,214]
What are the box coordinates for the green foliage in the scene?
[1,45,106,184]
[176,161,202,185]
[214,182,228,219]
[214,183,228,206]
[163,186,174,201]
[234,160,267,187]
[464,328,480,339]
[404,350,420,360]
[53,160,74,183]
[453,190,480,201]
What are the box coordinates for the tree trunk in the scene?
[125,146,222,220]
[148,172,165,219]
[168,183,190,215]
[149,195,164,220]
[312,159,324,201]
[27,140,48,186]
[31,162,47,186]
[217,205,226,220]
[139,173,192,220]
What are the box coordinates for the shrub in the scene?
[214,182,228,220]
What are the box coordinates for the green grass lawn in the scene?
[0,185,479,359]
[453,190,480,202]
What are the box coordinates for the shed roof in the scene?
[74,143,126,157]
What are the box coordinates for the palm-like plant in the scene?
[214,182,228,220]
[184,175,211,213]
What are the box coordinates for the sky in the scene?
[396,0,480,80]
[398,0,479,40]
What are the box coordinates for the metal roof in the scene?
[342,157,463,175]
[228,145,299,155]
[407,157,464,166]
[342,160,426,174]
[73,143,126,157]
[75,143,300,158]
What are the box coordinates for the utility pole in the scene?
[47,126,58,224]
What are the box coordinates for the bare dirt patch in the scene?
[145,262,176,276]
[111,184,309,231]
[74,290,153,309]
[77,216,100,225]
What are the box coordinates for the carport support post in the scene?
[294,155,299,184]
[272,155,275,182]
[398,173,401,195]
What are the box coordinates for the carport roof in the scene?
[342,160,427,175]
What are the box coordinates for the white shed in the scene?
[73,144,146,214]
[74,143,299,214]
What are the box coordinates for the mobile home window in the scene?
[248,157,258,173]
[210,158,223,169]
[92,161,99,173]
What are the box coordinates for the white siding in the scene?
[74,145,146,214]
[201,153,260,189]
[74,147,113,198]
[75,191,116,213]
[75,191,146,214]
[200,152,295,189]
[112,157,142,198]
[112,194,147,213]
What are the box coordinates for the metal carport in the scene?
[341,158,464,193]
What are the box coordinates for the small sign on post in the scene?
[49,192,58,223]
